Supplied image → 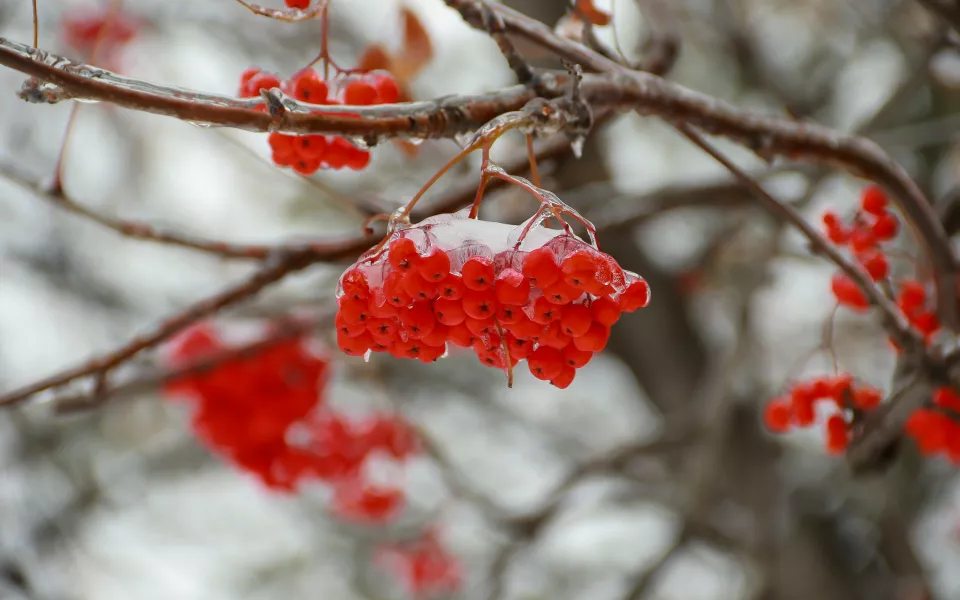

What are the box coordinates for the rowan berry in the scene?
[858,251,888,281]
[860,185,888,216]
[560,303,592,337]
[495,269,531,305]
[339,297,371,325]
[438,275,466,301]
[527,346,563,380]
[551,365,576,389]
[372,73,400,103]
[434,298,466,326]
[461,256,495,291]
[344,80,379,105]
[572,322,610,352]
[830,273,869,311]
[897,281,926,315]
[510,315,546,340]
[341,269,370,301]
[337,313,368,338]
[912,311,940,339]
[762,399,792,432]
[934,387,960,411]
[462,289,498,320]
[383,272,413,307]
[543,279,582,305]
[522,247,562,288]
[389,238,420,272]
[872,213,900,240]
[400,303,436,339]
[367,318,398,343]
[536,322,571,350]
[620,278,651,312]
[589,296,621,327]
[418,249,452,282]
[338,330,374,356]
[402,272,439,302]
[822,211,850,245]
[852,386,882,410]
[562,345,593,369]
[289,68,328,103]
[447,323,476,347]
[495,304,524,325]
[849,228,876,253]
[465,317,495,338]
[421,323,450,348]
[531,296,562,324]
[285,0,311,8]
[506,334,533,360]
[825,415,849,454]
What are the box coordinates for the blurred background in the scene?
[2,0,960,598]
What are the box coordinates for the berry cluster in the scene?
[823,186,940,344]
[905,387,960,462]
[374,528,462,598]
[162,324,416,525]
[238,67,399,175]
[763,374,882,454]
[335,214,650,388]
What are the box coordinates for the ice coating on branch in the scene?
[335,212,649,388]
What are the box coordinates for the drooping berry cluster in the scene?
[374,528,462,598]
[238,67,399,175]
[763,373,883,453]
[335,213,650,388]
[823,186,940,344]
[162,324,416,524]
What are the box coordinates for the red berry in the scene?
[434,298,466,326]
[551,366,576,389]
[421,323,450,347]
[495,304,524,325]
[830,273,869,311]
[336,313,368,338]
[438,275,466,300]
[344,80,379,105]
[383,271,413,307]
[562,345,593,368]
[912,311,940,339]
[897,281,926,315]
[292,155,322,176]
[589,296,621,327]
[543,279,582,305]
[825,414,849,454]
[494,269,531,305]
[522,248,561,288]
[400,303,436,340]
[872,213,899,240]
[367,318,398,343]
[338,330,374,356]
[418,249,452,282]
[531,296,562,324]
[389,237,421,272]
[245,72,282,97]
[290,68,328,103]
[860,185,888,216]
[402,272,439,302]
[462,289,499,320]
[572,322,610,352]
[560,303,592,337]
[849,228,876,253]
[373,73,400,104]
[620,278,651,312]
[295,135,328,160]
[762,399,792,432]
[852,386,882,410]
[935,387,960,411]
[859,251,889,281]
[461,257,495,291]
[527,346,563,380]
[285,0,311,8]
[447,323,476,347]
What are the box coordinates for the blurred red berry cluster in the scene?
[60,7,140,69]
[335,214,649,388]
[238,67,399,175]
[375,528,462,597]
[763,374,882,453]
[905,387,960,461]
[284,0,311,8]
[163,324,463,595]
[824,186,940,344]
[162,324,414,523]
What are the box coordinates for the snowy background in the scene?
[2,0,960,598]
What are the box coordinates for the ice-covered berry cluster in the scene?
[335,213,649,388]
